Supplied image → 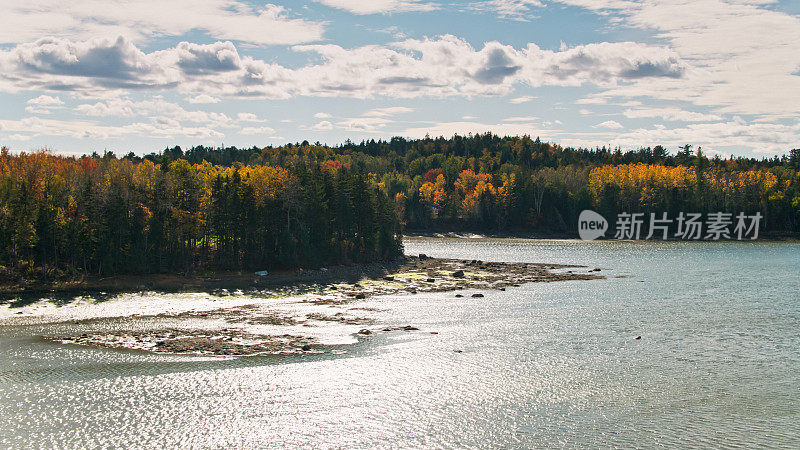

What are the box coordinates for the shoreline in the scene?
[405,231,800,242]
[4,233,796,300]
[3,233,796,300]
[3,256,604,356]
[0,259,409,301]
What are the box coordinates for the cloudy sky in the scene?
[1,0,798,157]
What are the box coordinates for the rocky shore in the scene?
[30,256,604,356]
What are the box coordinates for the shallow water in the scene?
[1,238,799,448]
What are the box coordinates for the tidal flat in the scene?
[2,256,602,356]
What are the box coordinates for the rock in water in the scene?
[301,344,312,351]
[355,293,366,299]
[357,329,372,335]
[471,293,484,298]
[452,270,465,278]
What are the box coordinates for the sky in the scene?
[0,0,798,157]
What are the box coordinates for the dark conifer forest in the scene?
[1,133,799,279]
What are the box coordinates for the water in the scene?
[1,238,798,448]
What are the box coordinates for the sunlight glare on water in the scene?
[1,238,799,448]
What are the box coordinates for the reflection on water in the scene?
[1,239,799,448]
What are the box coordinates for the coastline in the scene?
[0,259,408,301]
[3,233,796,300]
[404,231,800,241]
[2,256,604,356]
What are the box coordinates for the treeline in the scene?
[2,133,799,281]
[122,134,799,235]
[0,149,402,279]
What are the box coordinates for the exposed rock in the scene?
[53,329,314,356]
[40,256,604,357]
[381,325,420,332]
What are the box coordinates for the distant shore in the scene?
[404,230,800,241]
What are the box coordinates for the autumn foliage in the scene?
[0,148,402,278]
[1,133,798,281]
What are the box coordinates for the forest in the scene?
[0,148,402,280]
[1,133,799,279]
[139,134,799,235]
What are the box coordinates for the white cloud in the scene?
[236,112,265,122]
[503,116,538,122]
[555,0,800,117]
[575,97,606,105]
[313,0,436,14]
[186,94,220,104]
[402,120,550,139]
[314,112,332,119]
[0,116,224,140]
[623,107,722,122]
[462,115,478,120]
[0,1,324,45]
[469,0,544,21]
[7,134,33,141]
[606,118,800,154]
[510,96,536,104]
[27,95,64,106]
[336,117,394,133]
[593,120,624,129]
[74,97,233,128]
[313,121,334,131]
[240,125,276,135]
[0,35,684,101]
[363,107,414,117]
[25,94,65,114]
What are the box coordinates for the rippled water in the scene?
[1,238,799,448]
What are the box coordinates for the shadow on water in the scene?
[0,259,407,308]
[4,291,120,308]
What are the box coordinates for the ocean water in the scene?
[1,238,798,448]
